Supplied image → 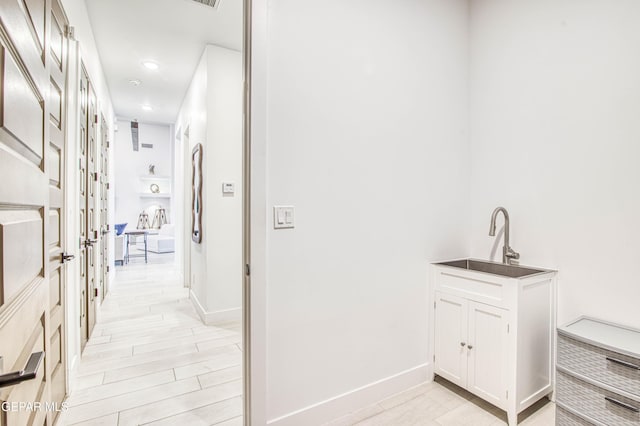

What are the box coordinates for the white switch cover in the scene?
[274,206,294,229]
[222,182,235,194]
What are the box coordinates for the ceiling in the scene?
[85,0,242,124]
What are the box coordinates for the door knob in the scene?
[0,352,44,388]
[83,239,98,247]
[61,253,76,264]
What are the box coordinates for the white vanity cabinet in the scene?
[431,260,557,425]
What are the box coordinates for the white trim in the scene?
[267,363,430,426]
[190,290,241,325]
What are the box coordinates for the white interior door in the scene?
[0,0,69,423]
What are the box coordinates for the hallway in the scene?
[59,260,243,425]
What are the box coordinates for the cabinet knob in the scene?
[467,345,473,350]
[460,342,466,347]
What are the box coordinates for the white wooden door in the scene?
[433,292,468,389]
[79,65,89,350]
[0,0,69,423]
[78,65,98,348]
[467,301,508,409]
[86,81,98,334]
[48,0,70,421]
[99,114,109,302]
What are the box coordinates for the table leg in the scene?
[125,234,129,264]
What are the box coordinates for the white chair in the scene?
[147,224,175,253]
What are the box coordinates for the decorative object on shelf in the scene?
[150,183,160,193]
[151,207,168,229]
[136,211,150,229]
[148,164,155,175]
[114,223,127,236]
[192,143,203,243]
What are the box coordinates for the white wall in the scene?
[113,120,173,228]
[468,0,640,329]
[176,45,243,323]
[256,0,470,423]
[60,0,115,389]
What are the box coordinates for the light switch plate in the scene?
[274,206,294,229]
[222,182,235,194]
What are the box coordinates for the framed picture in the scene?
[192,143,203,243]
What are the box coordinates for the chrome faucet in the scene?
[489,207,520,265]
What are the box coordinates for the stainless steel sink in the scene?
[435,259,550,278]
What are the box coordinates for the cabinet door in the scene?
[434,292,468,388]
[467,301,508,409]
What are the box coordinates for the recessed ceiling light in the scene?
[142,105,153,111]
[142,61,159,70]
[129,79,142,86]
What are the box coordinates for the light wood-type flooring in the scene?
[59,254,243,425]
[59,253,555,426]
[326,376,555,426]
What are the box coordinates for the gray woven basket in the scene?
[556,370,640,425]
[558,335,640,398]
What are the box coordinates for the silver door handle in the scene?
[0,352,44,388]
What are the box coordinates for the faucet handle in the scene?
[505,246,520,263]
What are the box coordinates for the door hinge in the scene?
[94,230,99,240]
[106,266,110,273]
[94,172,99,181]
[245,264,250,276]
[434,301,436,309]
[507,324,510,333]
[94,114,98,124]
[106,182,110,190]
[107,141,110,148]
[433,354,436,362]
[94,288,99,298]
[506,390,508,399]
[66,25,75,39]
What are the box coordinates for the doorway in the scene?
[66,0,250,424]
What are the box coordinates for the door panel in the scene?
[0,40,45,165]
[467,301,508,409]
[434,292,467,389]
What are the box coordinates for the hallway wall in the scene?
[468,0,640,329]
[253,0,471,423]
[176,45,243,324]
[113,120,173,228]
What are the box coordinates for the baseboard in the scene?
[189,290,241,325]
[267,363,430,426]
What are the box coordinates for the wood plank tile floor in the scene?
[59,256,243,426]
[325,376,555,426]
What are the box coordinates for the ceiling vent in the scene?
[191,0,219,8]
[131,121,139,151]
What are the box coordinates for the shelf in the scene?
[139,193,171,198]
